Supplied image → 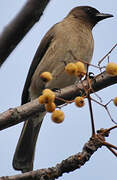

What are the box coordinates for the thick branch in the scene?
[0,0,51,67]
[0,71,117,131]
[0,130,105,180]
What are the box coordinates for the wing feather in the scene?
[21,25,56,104]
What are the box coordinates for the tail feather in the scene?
[13,112,45,173]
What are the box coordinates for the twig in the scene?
[106,125,117,133]
[55,96,73,104]
[107,146,117,157]
[98,43,117,66]
[91,97,117,125]
[87,94,95,136]
[96,128,117,157]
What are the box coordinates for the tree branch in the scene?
[0,71,117,131]
[0,0,51,67]
[0,129,107,180]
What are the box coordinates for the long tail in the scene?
[12,112,45,173]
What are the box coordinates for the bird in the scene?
[12,6,113,173]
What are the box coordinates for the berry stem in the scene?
[87,93,95,136]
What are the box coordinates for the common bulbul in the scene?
[13,6,113,172]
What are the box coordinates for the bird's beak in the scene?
[96,13,114,21]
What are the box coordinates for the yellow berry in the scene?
[75,61,86,77]
[65,63,77,75]
[113,97,117,106]
[42,89,55,103]
[106,62,117,76]
[45,102,56,112]
[43,93,55,103]
[43,89,54,95]
[51,110,65,123]
[38,95,45,104]
[75,96,85,107]
[40,72,52,82]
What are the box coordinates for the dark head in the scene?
[68,6,113,28]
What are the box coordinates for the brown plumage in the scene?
[13,6,113,173]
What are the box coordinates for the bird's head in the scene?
[68,6,113,28]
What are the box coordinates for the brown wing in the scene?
[21,25,56,105]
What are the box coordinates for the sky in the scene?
[0,0,117,179]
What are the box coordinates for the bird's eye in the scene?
[86,7,92,13]
[87,8,91,11]
[85,7,97,16]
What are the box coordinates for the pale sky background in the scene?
[0,0,117,179]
